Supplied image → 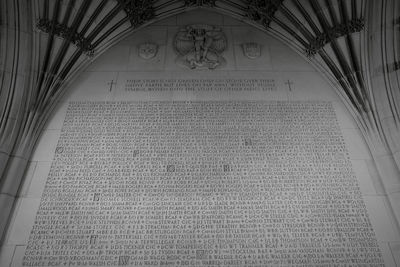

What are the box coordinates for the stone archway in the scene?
[1,1,399,260]
[0,7,399,266]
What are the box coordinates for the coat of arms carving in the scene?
[138,42,158,59]
[242,42,262,59]
[174,24,227,70]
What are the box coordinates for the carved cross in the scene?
[108,80,116,92]
[285,80,294,91]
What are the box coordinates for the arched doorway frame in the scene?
[1,2,399,245]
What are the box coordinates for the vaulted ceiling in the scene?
[1,0,400,243]
[16,0,396,128]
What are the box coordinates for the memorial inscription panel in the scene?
[23,99,384,266]
[125,79,276,92]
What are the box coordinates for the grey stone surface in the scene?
[22,100,384,266]
[0,195,14,243]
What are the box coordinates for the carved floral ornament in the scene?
[246,0,284,28]
[306,18,365,56]
[117,0,155,27]
[174,24,228,70]
[184,0,216,7]
[36,18,94,56]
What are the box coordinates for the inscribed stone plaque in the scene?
[23,101,384,266]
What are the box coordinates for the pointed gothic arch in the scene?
[1,0,399,244]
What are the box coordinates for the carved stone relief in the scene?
[242,42,262,59]
[184,0,216,7]
[137,42,158,59]
[174,24,227,70]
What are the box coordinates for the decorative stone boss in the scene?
[174,24,227,70]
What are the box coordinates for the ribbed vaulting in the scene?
[0,0,399,243]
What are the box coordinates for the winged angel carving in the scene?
[174,25,227,69]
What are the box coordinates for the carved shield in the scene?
[242,42,262,59]
[138,42,158,59]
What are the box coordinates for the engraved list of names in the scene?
[24,101,384,267]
